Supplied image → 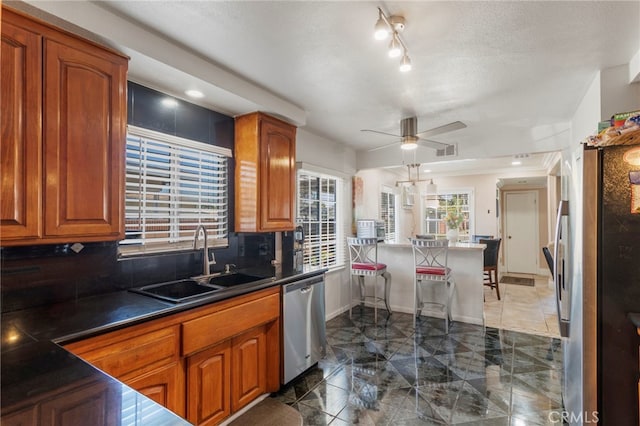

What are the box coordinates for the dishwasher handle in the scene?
[283,275,324,293]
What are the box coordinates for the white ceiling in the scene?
[16,0,640,176]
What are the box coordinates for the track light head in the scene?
[399,53,412,72]
[388,34,402,58]
[374,11,389,40]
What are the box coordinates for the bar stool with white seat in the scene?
[411,238,455,333]
[347,237,392,322]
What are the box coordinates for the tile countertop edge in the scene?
[1,268,326,423]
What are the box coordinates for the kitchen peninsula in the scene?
[378,242,486,325]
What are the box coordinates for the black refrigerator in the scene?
[556,142,640,425]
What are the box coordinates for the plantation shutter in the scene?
[121,126,231,255]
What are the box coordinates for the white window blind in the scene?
[297,171,345,270]
[380,189,396,243]
[120,126,231,255]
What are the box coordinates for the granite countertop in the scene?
[0,268,325,424]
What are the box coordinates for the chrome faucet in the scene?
[193,225,216,276]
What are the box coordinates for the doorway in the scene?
[504,191,538,274]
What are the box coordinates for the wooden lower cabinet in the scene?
[125,362,185,417]
[231,325,268,411]
[187,340,232,426]
[65,287,281,425]
[39,382,119,426]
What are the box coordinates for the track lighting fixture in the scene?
[373,7,412,72]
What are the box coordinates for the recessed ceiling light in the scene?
[511,161,522,166]
[185,89,204,99]
[161,98,178,108]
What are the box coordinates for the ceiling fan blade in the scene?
[417,139,451,149]
[361,129,401,138]
[416,121,466,138]
[367,140,400,152]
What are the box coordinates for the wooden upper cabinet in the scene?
[0,18,42,241]
[234,112,296,232]
[0,7,127,246]
[43,38,126,239]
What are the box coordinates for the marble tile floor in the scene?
[272,307,563,425]
[483,275,560,338]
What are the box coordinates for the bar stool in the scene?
[411,238,455,333]
[347,237,392,322]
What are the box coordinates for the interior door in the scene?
[504,191,538,274]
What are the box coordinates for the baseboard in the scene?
[325,304,351,321]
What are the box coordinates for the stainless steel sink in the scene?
[208,272,265,287]
[130,279,224,303]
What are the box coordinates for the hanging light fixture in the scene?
[426,179,437,194]
[373,7,412,72]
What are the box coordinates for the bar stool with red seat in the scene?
[347,237,392,322]
[411,238,455,333]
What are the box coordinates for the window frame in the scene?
[296,169,345,271]
[422,188,474,239]
[119,125,232,257]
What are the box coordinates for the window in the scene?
[424,191,473,239]
[380,188,396,243]
[297,171,345,270]
[120,126,231,255]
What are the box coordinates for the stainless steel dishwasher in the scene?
[282,274,326,384]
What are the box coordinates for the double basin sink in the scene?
[130,273,267,303]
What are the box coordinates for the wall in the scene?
[296,128,357,320]
[600,64,640,120]
[355,170,512,241]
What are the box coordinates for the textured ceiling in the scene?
[18,0,640,174]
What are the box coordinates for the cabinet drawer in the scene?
[70,325,180,378]
[182,293,279,356]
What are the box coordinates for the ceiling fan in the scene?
[362,116,466,156]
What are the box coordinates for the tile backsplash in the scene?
[0,232,275,313]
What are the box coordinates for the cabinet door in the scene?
[259,116,296,231]
[231,325,267,412]
[39,382,119,426]
[187,340,232,426]
[43,38,126,240]
[0,19,42,242]
[125,361,185,418]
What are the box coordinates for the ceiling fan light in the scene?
[388,34,402,58]
[399,54,412,72]
[401,136,418,150]
[374,12,389,40]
